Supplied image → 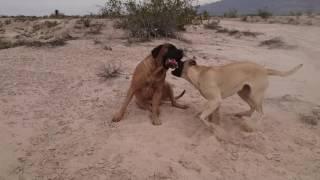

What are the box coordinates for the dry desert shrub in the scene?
[93,39,102,44]
[300,107,320,126]
[216,28,229,33]
[4,19,11,25]
[81,18,91,28]
[204,19,221,30]
[75,18,104,34]
[228,29,240,36]
[241,30,261,37]
[97,62,123,80]
[86,23,104,35]
[103,45,112,51]
[259,37,288,49]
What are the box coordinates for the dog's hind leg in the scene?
[151,86,164,126]
[166,84,188,109]
[236,85,255,117]
[208,106,220,125]
[199,97,221,125]
[251,90,265,121]
[237,83,266,121]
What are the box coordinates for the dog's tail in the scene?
[267,64,303,77]
[175,90,186,100]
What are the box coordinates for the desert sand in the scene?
[0,17,320,180]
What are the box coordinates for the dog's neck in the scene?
[184,66,202,89]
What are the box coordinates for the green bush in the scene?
[102,0,198,41]
[223,9,238,18]
[257,9,272,19]
[100,0,123,17]
[289,11,302,17]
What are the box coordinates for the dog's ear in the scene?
[190,60,197,66]
[151,45,163,59]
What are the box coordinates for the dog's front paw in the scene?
[152,118,162,126]
[112,113,123,122]
[239,121,254,132]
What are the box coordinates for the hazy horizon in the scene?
[0,0,220,16]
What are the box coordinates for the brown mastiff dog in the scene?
[112,43,188,125]
[172,58,302,127]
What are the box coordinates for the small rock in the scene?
[17,157,26,162]
[231,152,239,160]
[266,153,273,160]
[300,114,318,126]
[104,46,112,51]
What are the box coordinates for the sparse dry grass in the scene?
[203,19,261,38]
[32,21,59,33]
[0,38,67,50]
[0,38,14,49]
[76,18,91,28]
[44,21,59,28]
[86,23,103,35]
[216,27,262,37]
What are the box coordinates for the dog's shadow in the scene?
[188,104,264,143]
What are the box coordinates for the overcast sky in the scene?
[0,0,219,16]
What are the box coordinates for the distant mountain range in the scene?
[199,0,320,15]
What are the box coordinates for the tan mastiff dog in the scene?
[112,43,188,125]
[171,58,303,126]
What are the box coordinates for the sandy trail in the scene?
[0,19,319,180]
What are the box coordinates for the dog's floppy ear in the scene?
[152,45,163,59]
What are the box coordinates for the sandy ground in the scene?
[0,18,320,180]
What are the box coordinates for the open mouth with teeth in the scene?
[171,60,184,77]
[165,58,179,69]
